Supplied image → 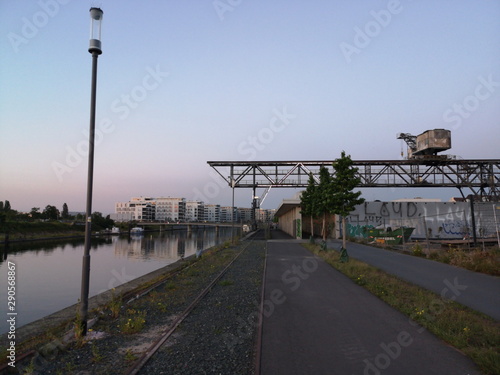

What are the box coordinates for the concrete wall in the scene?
[277,207,302,239]
[346,201,498,240]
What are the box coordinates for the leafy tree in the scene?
[30,207,41,220]
[0,201,3,212]
[62,203,69,219]
[42,205,60,220]
[331,151,365,251]
[4,200,11,212]
[300,173,319,240]
[316,166,336,241]
[91,212,115,231]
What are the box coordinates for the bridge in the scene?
[208,159,500,202]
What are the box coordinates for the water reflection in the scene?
[0,227,234,334]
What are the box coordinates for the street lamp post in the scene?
[80,7,103,335]
[230,175,235,244]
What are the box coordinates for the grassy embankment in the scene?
[303,242,500,375]
[0,221,85,242]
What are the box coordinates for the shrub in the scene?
[412,242,425,257]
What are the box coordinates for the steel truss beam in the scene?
[208,159,500,201]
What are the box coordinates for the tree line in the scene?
[0,200,114,229]
[300,151,365,250]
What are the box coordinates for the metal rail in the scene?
[124,235,257,375]
[208,159,500,200]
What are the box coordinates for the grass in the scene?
[415,243,500,276]
[303,243,500,375]
[108,288,122,318]
[119,309,146,334]
[0,221,85,241]
[218,279,234,286]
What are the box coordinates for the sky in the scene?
[1,0,499,215]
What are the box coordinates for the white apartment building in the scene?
[220,206,236,222]
[185,200,204,222]
[114,196,276,224]
[204,204,220,222]
[155,197,186,222]
[114,197,156,221]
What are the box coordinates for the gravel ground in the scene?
[140,240,266,375]
[9,237,266,375]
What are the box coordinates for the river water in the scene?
[0,227,235,334]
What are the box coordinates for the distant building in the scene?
[114,197,155,221]
[204,204,220,222]
[185,200,204,222]
[113,196,276,224]
[220,206,235,222]
[155,197,185,222]
[238,208,253,223]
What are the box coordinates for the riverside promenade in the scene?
[259,233,483,375]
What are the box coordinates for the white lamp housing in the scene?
[89,7,103,54]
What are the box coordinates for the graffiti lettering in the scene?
[380,203,390,217]
[441,221,468,236]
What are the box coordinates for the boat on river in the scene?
[130,227,144,235]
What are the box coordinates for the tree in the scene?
[4,200,11,212]
[30,207,41,220]
[331,151,365,251]
[91,212,115,231]
[316,166,336,241]
[42,205,60,220]
[300,173,319,241]
[62,203,69,219]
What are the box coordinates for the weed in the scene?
[124,349,138,362]
[156,302,168,313]
[22,359,35,375]
[91,342,103,363]
[412,241,425,257]
[109,288,122,319]
[219,279,234,286]
[354,274,366,286]
[120,309,146,334]
[165,281,176,290]
[73,302,84,345]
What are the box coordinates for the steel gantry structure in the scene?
[208,159,500,204]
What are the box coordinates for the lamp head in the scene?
[89,7,103,54]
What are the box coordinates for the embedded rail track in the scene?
[123,231,261,375]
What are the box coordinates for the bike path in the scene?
[259,240,481,375]
[327,239,500,321]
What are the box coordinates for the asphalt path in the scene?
[259,240,481,375]
[327,239,500,321]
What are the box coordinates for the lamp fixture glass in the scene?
[89,7,103,54]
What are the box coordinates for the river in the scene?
[0,227,235,334]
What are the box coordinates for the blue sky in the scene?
[1,0,499,214]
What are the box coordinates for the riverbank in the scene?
[0,237,262,374]
[0,221,85,243]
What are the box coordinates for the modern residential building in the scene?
[185,200,204,222]
[204,204,220,222]
[238,207,254,223]
[114,197,156,222]
[220,206,235,222]
[114,196,276,224]
[155,197,186,222]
